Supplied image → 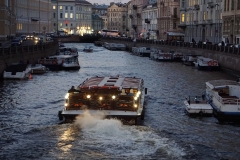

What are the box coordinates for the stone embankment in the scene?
[0,41,58,76]
[96,37,240,77]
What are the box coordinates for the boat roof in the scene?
[5,64,28,72]
[78,77,142,89]
[49,55,76,59]
[206,80,240,89]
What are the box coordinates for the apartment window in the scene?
[231,0,234,10]
[224,0,226,11]
[181,14,185,22]
[60,6,63,10]
[65,13,68,18]
[70,13,73,19]
[60,13,63,18]
[173,22,176,29]
[53,23,56,26]
[238,0,240,9]
[53,13,55,18]
[65,6,68,10]
[60,23,62,27]
[70,6,73,10]
[182,0,185,7]
[66,23,68,26]
[53,5,56,9]
[210,27,212,37]
[203,12,206,20]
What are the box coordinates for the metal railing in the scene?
[101,37,240,55]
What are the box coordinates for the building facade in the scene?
[179,0,223,43]
[15,0,51,35]
[141,2,158,40]
[51,0,92,35]
[107,2,127,35]
[128,0,149,38]
[92,14,103,34]
[222,0,240,44]
[157,0,182,41]
[0,0,16,40]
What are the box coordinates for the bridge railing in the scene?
[101,37,240,55]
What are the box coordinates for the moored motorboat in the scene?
[184,95,213,116]
[38,55,80,71]
[3,63,32,79]
[205,80,240,123]
[58,76,147,124]
[182,54,201,66]
[28,64,47,74]
[193,56,219,70]
[59,47,78,57]
[83,46,93,52]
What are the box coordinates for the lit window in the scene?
[60,23,62,26]
[60,6,63,10]
[53,5,56,9]
[181,13,185,22]
[65,13,68,18]
[203,12,206,20]
[70,13,73,18]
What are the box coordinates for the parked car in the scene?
[11,39,21,46]
[20,35,27,41]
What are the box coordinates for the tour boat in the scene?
[38,55,80,71]
[182,54,201,66]
[59,47,78,57]
[205,79,240,122]
[193,56,219,70]
[184,95,213,116]
[83,46,93,52]
[28,64,47,74]
[58,76,147,124]
[3,63,32,79]
[157,51,173,62]
[172,52,183,62]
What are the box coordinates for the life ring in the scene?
[39,60,44,64]
[213,61,218,66]
[208,61,213,66]
[52,60,58,65]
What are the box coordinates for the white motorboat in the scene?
[184,95,213,116]
[193,56,219,70]
[149,48,159,60]
[182,54,201,66]
[205,80,240,122]
[3,63,32,79]
[38,55,80,71]
[83,46,93,52]
[58,76,147,124]
[28,64,47,74]
[59,47,78,57]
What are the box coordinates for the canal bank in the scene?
[97,38,240,77]
[0,41,58,78]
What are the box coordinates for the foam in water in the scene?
[74,110,186,159]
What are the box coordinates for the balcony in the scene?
[137,13,141,18]
[31,17,39,21]
[193,20,198,25]
[207,19,213,24]
[194,4,200,10]
[133,5,137,10]
[132,24,137,30]
[145,19,150,24]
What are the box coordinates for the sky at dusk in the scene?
[87,0,129,5]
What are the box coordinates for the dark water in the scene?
[0,43,240,160]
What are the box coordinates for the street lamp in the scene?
[215,3,220,43]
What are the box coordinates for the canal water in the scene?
[0,43,239,160]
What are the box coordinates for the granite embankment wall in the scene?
[98,38,240,77]
[0,41,58,75]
